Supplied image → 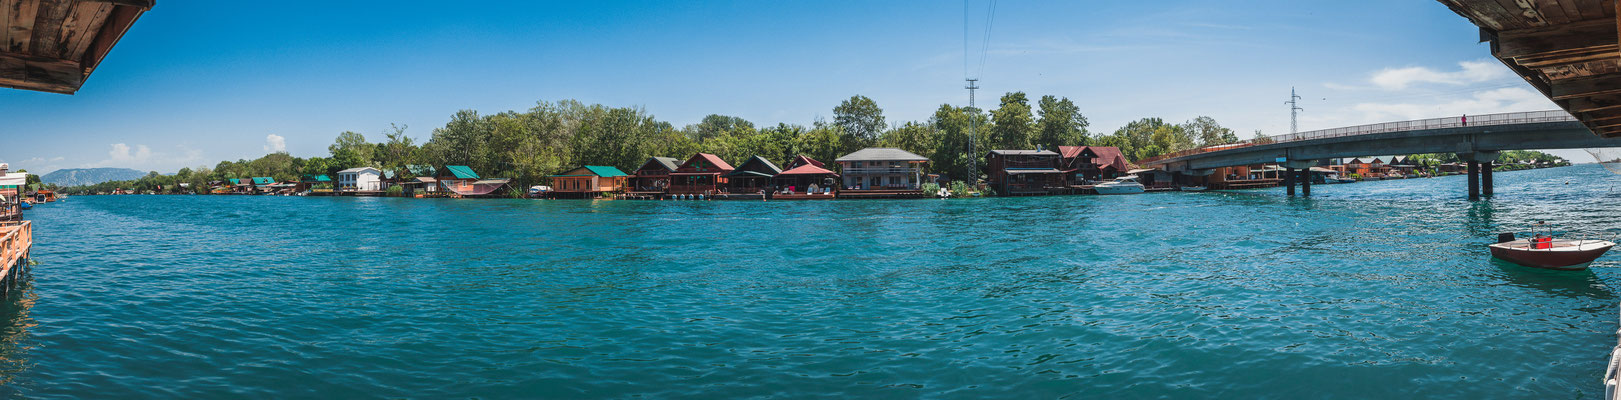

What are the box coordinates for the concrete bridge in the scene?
[1139,110,1621,199]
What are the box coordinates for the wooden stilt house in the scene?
[668,153,734,195]
[723,156,783,194]
[550,166,630,198]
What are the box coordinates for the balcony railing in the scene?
[842,167,922,175]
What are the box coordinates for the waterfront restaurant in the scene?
[773,155,839,199]
[549,166,629,198]
[723,155,783,194]
[985,149,1064,196]
[835,148,928,198]
[668,153,734,195]
[1057,146,1132,183]
[629,156,681,195]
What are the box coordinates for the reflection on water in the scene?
[0,165,1618,398]
[0,267,38,398]
[1489,258,1615,299]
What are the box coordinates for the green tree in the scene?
[931,104,987,182]
[1034,95,1089,150]
[990,92,1034,149]
[329,131,374,169]
[1183,116,1235,147]
[833,95,886,145]
[878,121,936,161]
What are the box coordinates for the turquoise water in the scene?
[3,165,1620,398]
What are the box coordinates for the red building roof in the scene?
[1058,146,1132,171]
[676,153,734,173]
[778,164,837,176]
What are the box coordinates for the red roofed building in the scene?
[668,153,734,195]
[773,155,839,199]
[1057,146,1133,183]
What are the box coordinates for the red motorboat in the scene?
[1489,233,1615,270]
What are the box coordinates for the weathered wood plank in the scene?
[1496,18,1617,59]
[6,0,38,54]
[1495,0,1550,27]
[0,49,82,93]
[1538,0,1574,24]
[59,2,109,60]
[79,3,138,73]
[28,0,73,56]
[0,1,11,55]
[1552,74,1621,100]
[80,0,152,9]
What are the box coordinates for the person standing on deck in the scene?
[1462,114,1468,126]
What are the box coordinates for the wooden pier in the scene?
[0,221,31,298]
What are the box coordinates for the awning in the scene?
[447,179,512,196]
[778,164,838,176]
[0,173,25,187]
[1308,167,1335,173]
[1005,168,1062,175]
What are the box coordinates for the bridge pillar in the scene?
[1466,161,1479,200]
[1301,169,1312,196]
[1284,167,1295,196]
[1482,161,1493,197]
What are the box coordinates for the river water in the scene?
[2,164,1619,398]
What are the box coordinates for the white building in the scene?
[336,167,382,191]
[835,148,929,190]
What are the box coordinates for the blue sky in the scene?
[0,0,1572,174]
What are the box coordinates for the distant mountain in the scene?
[40,168,147,187]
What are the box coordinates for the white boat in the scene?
[1094,176,1146,195]
[1178,186,1207,192]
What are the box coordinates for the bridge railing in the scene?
[1138,110,1577,165]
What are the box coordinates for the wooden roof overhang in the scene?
[1438,0,1621,137]
[1,0,153,94]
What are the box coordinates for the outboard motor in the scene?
[1497,232,1517,243]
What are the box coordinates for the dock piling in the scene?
[1482,161,1493,197]
[1284,167,1295,196]
[1467,161,1480,200]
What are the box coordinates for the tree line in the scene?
[63,93,1252,194]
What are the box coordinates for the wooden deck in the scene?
[771,192,838,200]
[0,221,32,298]
[837,189,927,199]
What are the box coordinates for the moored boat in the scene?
[1488,232,1614,270]
[1094,176,1146,195]
[1178,185,1207,192]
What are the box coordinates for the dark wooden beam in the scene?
[59,2,112,60]
[81,0,153,10]
[78,3,143,78]
[0,50,82,94]
[1551,74,1621,100]
[1496,19,1617,59]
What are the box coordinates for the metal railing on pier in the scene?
[1139,110,1578,165]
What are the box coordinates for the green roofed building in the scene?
[436,165,481,192]
[549,165,629,198]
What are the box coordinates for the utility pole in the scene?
[1286,87,1303,134]
[966,78,980,182]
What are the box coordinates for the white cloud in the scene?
[85,143,204,172]
[1368,60,1507,90]
[106,143,153,164]
[1349,87,1553,121]
[264,134,287,153]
